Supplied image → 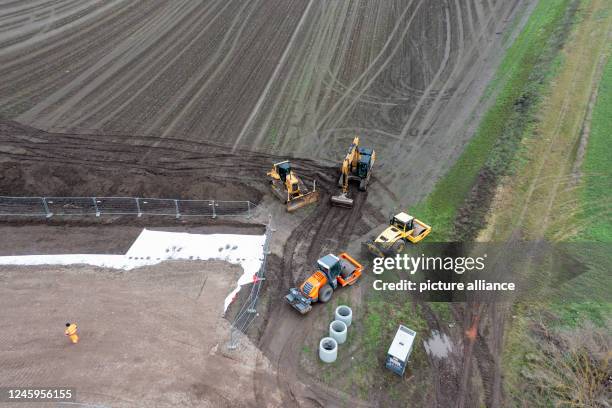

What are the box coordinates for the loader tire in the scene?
[319,284,333,303]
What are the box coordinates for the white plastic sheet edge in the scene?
[0,229,266,312]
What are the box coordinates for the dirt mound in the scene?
[0,120,267,201]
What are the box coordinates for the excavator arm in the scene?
[331,158,355,208]
[340,159,350,195]
[331,137,361,208]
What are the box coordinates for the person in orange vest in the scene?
[65,322,79,344]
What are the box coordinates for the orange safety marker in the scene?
[65,322,79,344]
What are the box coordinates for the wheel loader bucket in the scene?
[286,190,319,212]
[330,192,354,208]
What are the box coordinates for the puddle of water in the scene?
[424,330,453,358]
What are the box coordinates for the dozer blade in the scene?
[286,190,319,212]
[330,192,354,208]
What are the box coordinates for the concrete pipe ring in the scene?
[319,337,338,363]
[335,305,352,327]
[329,320,347,344]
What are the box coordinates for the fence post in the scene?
[227,213,273,351]
[41,197,52,218]
[174,199,180,219]
[135,198,142,217]
[211,200,216,218]
[228,328,238,350]
[92,197,100,217]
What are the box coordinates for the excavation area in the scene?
[0,0,532,406]
[0,261,273,408]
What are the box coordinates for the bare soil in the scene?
[1,0,529,208]
[0,224,265,256]
[0,261,279,408]
[0,0,536,406]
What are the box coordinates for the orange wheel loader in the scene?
[285,253,362,314]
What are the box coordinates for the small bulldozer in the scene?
[267,160,319,212]
[364,212,431,257]
[331,137,376,208]
[286,253,362,314]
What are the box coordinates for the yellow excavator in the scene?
[331,137,376,208]
[364,211,432,257]
[267,160,319,212]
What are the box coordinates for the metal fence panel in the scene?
[0,197,46,216]
[0,196,255,219]
[95,197,139,215]
[228,214,271,349]
[137,198,177,216]
[45,197,96,216]
[177,200,215,216]
[216,200,251,216]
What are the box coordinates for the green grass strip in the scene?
[581,54,612,242]
[412,0,572,240]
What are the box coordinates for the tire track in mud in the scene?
[2,1,312,146]
[313,0,424,134]
[0,3,154,111]
[64,0,229,130]
[385,0,511,186]
[255,191,378,407]
[138,1,250,137]
[0,0,123,55]
[245,1,357,153]
[19,1,199,127]
[232,0,315,151]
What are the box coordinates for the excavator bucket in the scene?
[286,190,319,212]
[331,192,354,208]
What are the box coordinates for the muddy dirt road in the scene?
[1,0,529,206]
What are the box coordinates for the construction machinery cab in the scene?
[357,147,373,179]
[275,161,292,183]
[391,213,414,232]
[317,254,341,289]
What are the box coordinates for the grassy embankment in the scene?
[471,0,611,404]
[412,0,577,241]
[581,49,612,243]
[309,0,583,402]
